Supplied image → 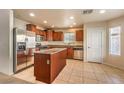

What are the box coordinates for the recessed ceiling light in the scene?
[29,13,35,17]
[43,20,47,24]
[99,10,106,14]
[70,25,73,28]
[51,25,54,28]
[73,22,76,25]
[69,16,74,19]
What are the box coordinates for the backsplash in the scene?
[40,41,83,46]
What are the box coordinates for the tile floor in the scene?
[0,72,31,84]
[13,59,124,84]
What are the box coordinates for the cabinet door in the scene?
[26,24,36,32]
[47,31,53,41]
[53,32,58,41]
[59,32,63,41]
[67,47,74,59]
[53,32,63,41]
[76,30,83,41]
[34,54,50,80]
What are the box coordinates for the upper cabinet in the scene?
[26,24,83,41]
[26,24,47,40]
[26,24,37,32]
[76,30,83,41]
[53,31,63,41]
[46,30,53,41]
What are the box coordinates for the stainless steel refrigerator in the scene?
[13,28,36,73]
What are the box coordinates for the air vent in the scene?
[82,9,93,14]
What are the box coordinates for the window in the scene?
[64,32,75,43]
[109,26,121,55]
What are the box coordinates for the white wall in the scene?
[84,22,107,62]
[105,16,124,70]
[14,18,45,31]
[0,10,13,75]
[14,18,29,30]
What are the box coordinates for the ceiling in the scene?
[14,9,124,28]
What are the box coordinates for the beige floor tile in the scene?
[71,69,83,76]
[69,75,83,84]
[84,78,99,84]
[99,80,113,84]
[52,79,68,84]
[13,59,124,84]
[83,71,97,80]
[95,73,113,83]
[58,74,71,82]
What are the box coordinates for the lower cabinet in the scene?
[34,49,67,83]
[67,47,74,59]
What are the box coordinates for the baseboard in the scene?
[103,62,124,71]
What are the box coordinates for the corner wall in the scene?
[0,10,13,75]
[104,16,124,70]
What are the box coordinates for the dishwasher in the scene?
[73,47,83,60]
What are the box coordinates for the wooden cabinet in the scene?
[67,47,74,59]
[37,29,46,36]
[53,32,58,41]
[46,30,53,41]
[35,29,40,35]
[42,31,47,41]
[34,54,50,83]
[35,29,47,41]
[34,49,67,83]
[53,32,63,41]
[59,32,63,41]
[26,24,36,32]
[76,30,83,41]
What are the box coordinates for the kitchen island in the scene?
[34,48,67,83]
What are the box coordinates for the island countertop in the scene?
[34,48,67,55]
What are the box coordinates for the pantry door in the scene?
[87,28,104,63]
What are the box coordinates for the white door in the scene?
[87,28,103,63]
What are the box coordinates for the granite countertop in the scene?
[34,48,67,55]
[48,44,83,48]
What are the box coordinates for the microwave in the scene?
[36,35,45,42]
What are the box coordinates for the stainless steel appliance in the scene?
[73,47,83,60]
[13,28,36,73]
[36,35,45,42]
[16,42,26,66]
